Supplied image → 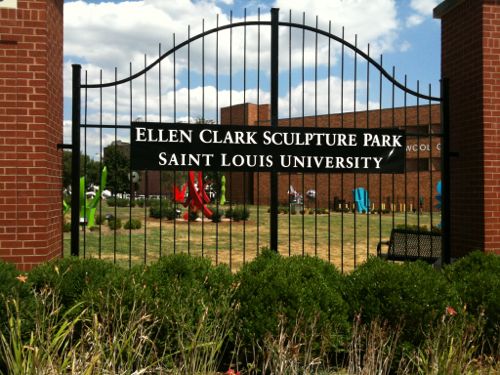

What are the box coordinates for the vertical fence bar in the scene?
[314,16,318,257]
[114,67,118,264]
[215,17,219,263]
[366,44,370,260]
[288,10,292,258]
[229,11,233,268]
[301,12,305,256]
[144,54,148,264]
[353,35,358,269]
[129,62,133,268]
[441,78,451,264]
[158,44,163,259]
[71,64,81,257]
[98,70,103,259]
[256,9,261,255]
[270,8,279,252]
[83,72,88,259]
[327,20,332,263]
[173,33,177,255]
[243,9,247,264]
[340,27,345,272]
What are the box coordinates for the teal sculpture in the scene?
[80,166,107,228]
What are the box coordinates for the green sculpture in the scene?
[220,175,226,206]
[80,166,107,228]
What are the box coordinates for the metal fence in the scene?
[68,8,449,271]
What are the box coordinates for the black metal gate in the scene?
[69,8,449,271]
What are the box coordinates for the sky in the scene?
[63,0,442,157]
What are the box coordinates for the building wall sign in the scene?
[0,0,17,9]
[131,122,406,173]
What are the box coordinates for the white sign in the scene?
[0,0,17,9]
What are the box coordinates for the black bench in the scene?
[377,228,441,263]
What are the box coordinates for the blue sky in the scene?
[63,0,442,156]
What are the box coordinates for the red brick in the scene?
[0,0,63,270]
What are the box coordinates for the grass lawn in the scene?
[64,203,441,271]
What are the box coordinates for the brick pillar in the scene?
[435,0,500,256]
[0,0,64,270]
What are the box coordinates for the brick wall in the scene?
[435,0,500,256]
[0,0,64,270]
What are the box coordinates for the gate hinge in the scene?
[57,143,73,150]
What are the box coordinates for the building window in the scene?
[406,157,441,172]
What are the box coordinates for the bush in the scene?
[226,206,250,221]
[94,214,104,225]
[108,217,122,230]
[344,257,458,347]
[234,250,350,354]
[137,254,234,350]
[28,258,122,309]
[106,197,133,207]
[445,251,500,344]
[149,204,178,220]
[210,208,224,223]
[124,218,141,230]
[135,198,160,208]
[63,221,71,232]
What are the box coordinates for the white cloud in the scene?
[399,40,411,52]
[274,0,400,55]
[406,0,440,28]
[406,14,424,27]
[409,0,440,17]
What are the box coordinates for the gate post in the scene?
[440,78,451,264]
[435,0,500,256]
[71,64,81,257]
[270,8,279,251]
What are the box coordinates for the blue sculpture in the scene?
[435,180,442,209]
[436,180,442,228]
[353,187,370,214]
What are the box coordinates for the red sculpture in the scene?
[173,171,213,219]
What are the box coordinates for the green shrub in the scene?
[228,206,250,221]
[234,250,349,353]
[94,214,104,225]
[137,254,234,350]
[106,197,132,207]
[63,221,71,232]
[135,198,160,208]
[210,208,224,223]
[124,218,141,230]
[445,251,500,344]
[108,217,122,230]
[28,258,122,308]
[344,257,458,347]
[149,204,177,220]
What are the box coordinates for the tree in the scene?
[103,143,131,194]
[63,151,100,190]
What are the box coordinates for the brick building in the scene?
[218,103,442,212]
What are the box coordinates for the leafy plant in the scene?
[108,217,122,230]
[124,218,141,230]
[210,208,224,223]
[230,206,250,222]
[444,251,500,347]
[344,257,459,348]
[234,250,350,361]
[150,204,178,220]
